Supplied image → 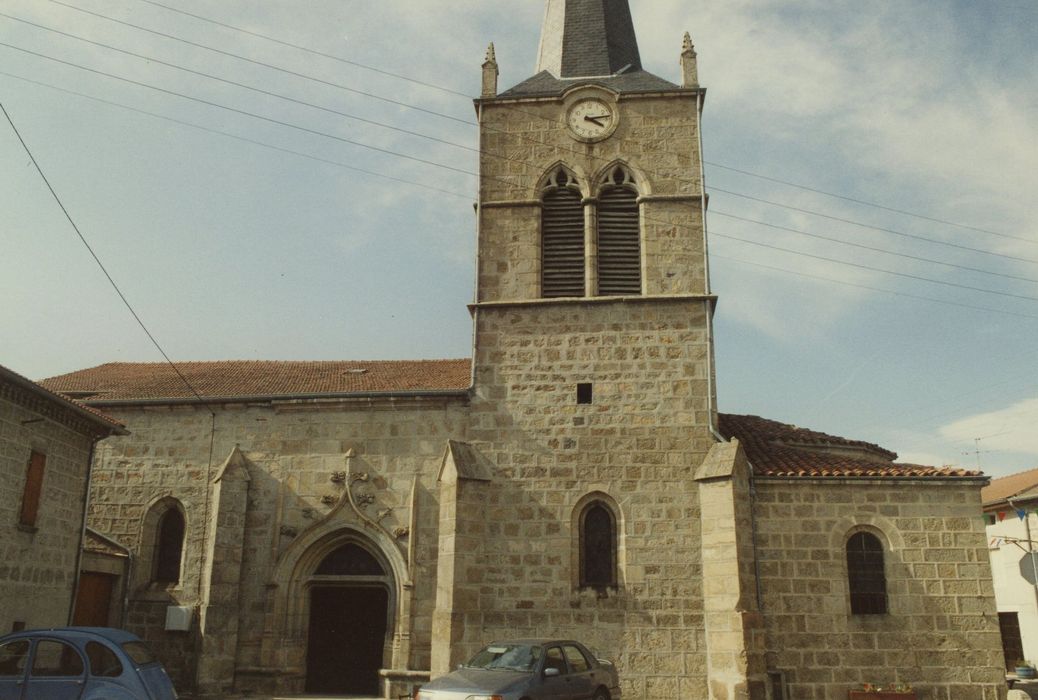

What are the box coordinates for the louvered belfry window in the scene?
[541,169,585,298]
[597,167,641,296]
[847,531,887,615]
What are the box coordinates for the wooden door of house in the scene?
[72,572,116,627]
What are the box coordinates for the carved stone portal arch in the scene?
[262,521,412,695]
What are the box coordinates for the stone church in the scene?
[41,2,1006,699]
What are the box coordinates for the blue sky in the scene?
[1,0,1035,477]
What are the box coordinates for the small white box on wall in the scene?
[164,606,192,632]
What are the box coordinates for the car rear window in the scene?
[0,641,29,677]
[86,641,124,677]
[121,641,157,666]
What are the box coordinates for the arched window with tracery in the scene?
[596,166,641,296]
[541,168,585,298]
[154,507,185,584]
[847,531,887,614]
[580,501,617,589]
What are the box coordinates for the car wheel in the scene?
[592,688,609,700]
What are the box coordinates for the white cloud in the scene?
[939,398,1038,457]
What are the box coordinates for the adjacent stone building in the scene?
[39,2,1006,698]
[0,363,124,633]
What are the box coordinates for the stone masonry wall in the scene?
[88,397,469,693]
[0,392,95,632]
[754,478,1005,700]
[467,299,716,699]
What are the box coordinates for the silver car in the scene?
[417,639,621,700]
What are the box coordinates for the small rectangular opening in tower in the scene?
[577,383,593,405]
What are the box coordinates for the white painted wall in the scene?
[988,511,1038,666]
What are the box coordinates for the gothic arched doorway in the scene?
[304,541,392,695]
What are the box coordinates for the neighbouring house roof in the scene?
[40,361,980,480]
[1,364,126,436]
[719,413,982,480]
[39,360,472,404]
[982,467,1038,506]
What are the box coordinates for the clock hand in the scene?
[584,115,607,126]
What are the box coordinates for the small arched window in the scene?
[541,168,585,298]
[847,531,887,615]
[580,502,617,589]
[154,508,185,584]
[597,166,641,296]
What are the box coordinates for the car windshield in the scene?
[464,644,542,672]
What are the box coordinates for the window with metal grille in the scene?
[847,531,887,614]
[541,169,585,298]
[597,167,641,296]
[19,451,46,528]
[580,502,616,589]
[155,508,185,584]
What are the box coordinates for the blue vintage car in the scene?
[0,627,177,700]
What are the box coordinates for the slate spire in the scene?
[535,0,643,78]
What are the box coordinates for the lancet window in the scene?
[541,168,585,297]
[579,501,617,589]
[539,165,643,298]
[596,166,641,296]
[154,507,185,584]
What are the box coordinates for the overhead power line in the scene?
[129,0,472,98]
[706,162,1028,244]
[711,210,1038,284]
[2,42,1033,308]
[112,0,1024,247]
[0,69,471,200]
[712,229,1038,303]
[36,0,1024,253]
[710,252,1038,322]
[0,100,215,414]
[0,40,500,185]
[0,11,479,153]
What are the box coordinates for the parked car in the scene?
[0,627,177,700]
[417,639,621,700]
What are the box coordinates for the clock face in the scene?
[566,98,616,141]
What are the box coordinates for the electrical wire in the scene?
[0,100,216,414]
[710,252,1038,321]
[31,0,1027,254]
[0,11,480,154]
[711,209,1038,284]
[0,40,502,185]
[116,0,1025,246]
[712,229,1038,303]
[3,16,1035,307]
[0,69,471,200]
[1,45,1032,308]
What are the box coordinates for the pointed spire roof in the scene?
[536,0,642,78]
[500,0,681,98]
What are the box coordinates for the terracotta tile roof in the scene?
[1,364,126,434]
[981,467,1038,506]
[719,413,982,479]
[39,360,472,403]
[37,362,980,481]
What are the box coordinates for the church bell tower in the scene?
[446,2,725,694]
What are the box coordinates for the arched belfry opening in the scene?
[304,540,393,696]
